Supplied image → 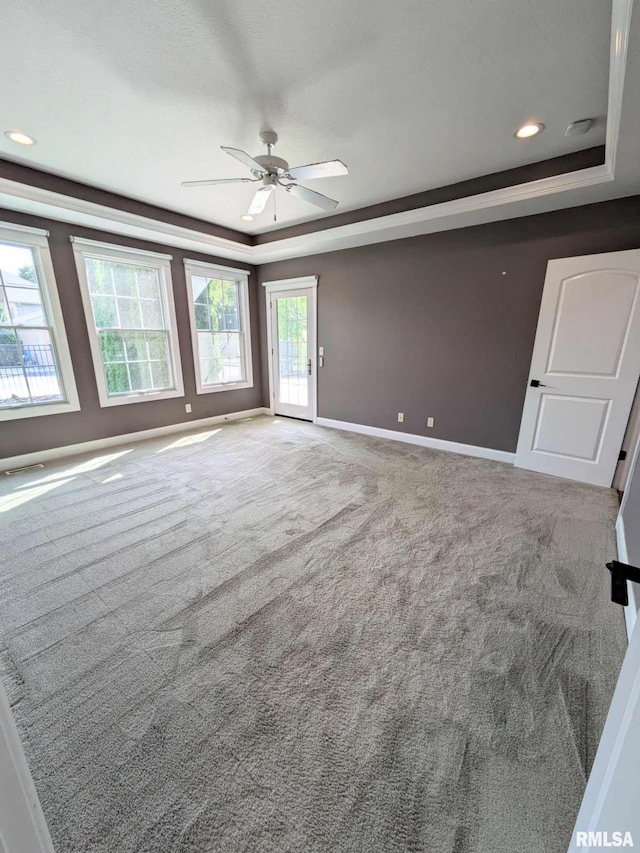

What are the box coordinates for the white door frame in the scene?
[568,599,640,852]
[262,276,318,422]
[0,680,54,853]
[617,426,640,640]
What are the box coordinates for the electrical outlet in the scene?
[185,404,192,413]
[397,412,404,423]
[427,417,434,428]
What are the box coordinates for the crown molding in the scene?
[0,0,633,266]
[251,164,615,263]
[0,178,252,262]
[0,160,618,267]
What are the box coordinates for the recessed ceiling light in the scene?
[4,130,37,146]
[514,122,544,139]
[240,214,254,222]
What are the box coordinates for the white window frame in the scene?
[184,259,253,395]
[0,222,80,421]
[72,237,184,408]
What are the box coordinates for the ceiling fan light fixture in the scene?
[514,122,544,139]
[4,130,37,146]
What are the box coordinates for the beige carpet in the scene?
[0,416,627,852]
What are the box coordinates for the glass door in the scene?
[269,287,316,421]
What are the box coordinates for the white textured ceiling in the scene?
[1,0,611,234]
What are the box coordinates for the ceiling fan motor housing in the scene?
[253,154,289,177]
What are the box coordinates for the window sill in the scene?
[97,387,184,408]
[196,381,254,395]
[0,399,81,421]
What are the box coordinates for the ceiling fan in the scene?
[181,130,348,217]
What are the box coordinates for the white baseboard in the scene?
[616,514,638,642]
[0,407,270,472]
[316,417,516,465]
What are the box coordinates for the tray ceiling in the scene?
[0,0,612,234]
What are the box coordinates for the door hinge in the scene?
[619,450,627,461]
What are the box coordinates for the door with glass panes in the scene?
[269,286,316,421]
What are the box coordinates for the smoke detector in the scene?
[565,119,594,136]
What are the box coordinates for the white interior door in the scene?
[515,250,640,486]
[568,609,640,852]
[568,446,640,850]
[267,283,317,421]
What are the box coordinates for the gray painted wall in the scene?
[4,194,640,460]
[258,196,640,453]
[0,210,262,459]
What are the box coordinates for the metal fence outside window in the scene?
[0,342,60,404]
[0,342,56,370]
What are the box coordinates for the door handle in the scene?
[307,358,312,376]
[606,561,640,607]
[530,379,547,387]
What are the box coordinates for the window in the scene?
[0,223,79,420]
[184,260,253,394]
[72,238,183,407]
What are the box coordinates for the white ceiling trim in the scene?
[0,0,633,267]
[605,0,634,173]
[0,179,252,263]
[252,165,614,263]
[0,161,616,266]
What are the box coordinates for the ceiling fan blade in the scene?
[287,183,339,211]
[181,177,254,187]
[248,185,275,215]
[221,146,267,174]
[286,159,349,181]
